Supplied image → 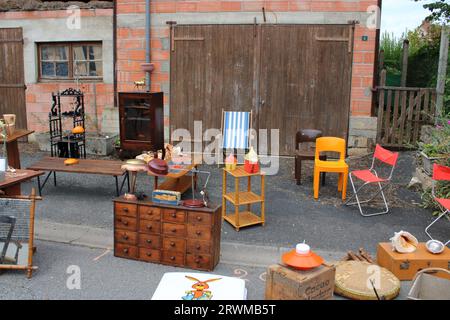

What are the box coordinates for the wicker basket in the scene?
[334,261,400,300]
[408,268,450,300]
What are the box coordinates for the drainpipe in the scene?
[145,0,151,91]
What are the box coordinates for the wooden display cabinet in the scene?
[118,92,164,157]
[113,198,222,271]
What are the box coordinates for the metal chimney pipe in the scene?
[145,0,151,91]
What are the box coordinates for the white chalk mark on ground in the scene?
[93,249,111,262]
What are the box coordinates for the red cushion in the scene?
[435,198,450,211]
[351,170,386,183]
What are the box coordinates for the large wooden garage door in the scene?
[170,24,353,155]
[0,28,27,130]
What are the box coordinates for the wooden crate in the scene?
[377,243,450,281]
[265,264,335,300]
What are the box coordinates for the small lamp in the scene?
[183,168,211,208]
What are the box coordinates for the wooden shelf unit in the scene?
[222,166,265,231]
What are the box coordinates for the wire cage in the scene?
[0,191,38,278]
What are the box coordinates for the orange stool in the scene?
[314,137,348,200]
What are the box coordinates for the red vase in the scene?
[244,160,259,174]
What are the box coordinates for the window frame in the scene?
[38,41,103,81]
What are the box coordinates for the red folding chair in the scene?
[345,144,399,217]
[425,164,450,246]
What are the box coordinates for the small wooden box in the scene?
[265,264,335,300]
[377,243,450,281]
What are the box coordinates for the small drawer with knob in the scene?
[115,203,137,218]
[139,206,161,221]
[187,240,211,254]
[162,209,186,223]
[139,234,161,249]
[139,248,161,262]
[114,230,137,245]
[162,223,186,237]
[188,212,211,225]
[186,254,211,270]
[162,250,185,266]
[114,243,138,259]
[187,225,211,241]
[163,237,186,253]
[115,215,137,231]
[139,219,161,234]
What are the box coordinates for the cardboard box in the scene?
[265,264,335,300]
[377,243,450,281]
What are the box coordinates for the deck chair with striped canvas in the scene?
[219,110,253,164]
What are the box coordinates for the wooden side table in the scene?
[0,129,34,169]
[222,166,265,231]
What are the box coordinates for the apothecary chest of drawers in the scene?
[113,198,222,271]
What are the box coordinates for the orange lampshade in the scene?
[282,243,324,270]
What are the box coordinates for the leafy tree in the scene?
[414,0,450,24]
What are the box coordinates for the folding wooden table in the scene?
[0,169,44,196]
[28,157,129,196]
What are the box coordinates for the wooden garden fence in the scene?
[376,86,437,148]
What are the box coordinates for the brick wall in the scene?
[0,9,116,134]
[116,0,378,138]
[25,82,115,133]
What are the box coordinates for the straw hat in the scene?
[282,243,324,270]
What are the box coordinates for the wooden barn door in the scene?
[170,24,353,155]
[258,25,353,155]
[0,28,27,130]
[170,25,255,140]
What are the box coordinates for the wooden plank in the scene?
[429,90,437,119]
[412,90,424,144]
[27,157,125,176]
[0,170,44,190]
[0,129,33,143]
[398,90,408,144]
[405,90,416,144]
[0,28,27,131]
[377,86,435,91]
[156,175,192,194]
[422,90,431,124]
[376,88,385,142]
[391,90,400,145]
[383,90,393,144]
[376,69,386,143]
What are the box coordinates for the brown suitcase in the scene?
[377,243,450,281]
[265,264,335,300]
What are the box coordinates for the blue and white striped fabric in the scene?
[223,111,250,149]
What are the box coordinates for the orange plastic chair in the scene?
[314,137,348,200]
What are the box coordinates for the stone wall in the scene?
[348,116,377,155]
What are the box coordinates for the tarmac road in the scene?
[0,240,413,300]
[0,241,267,300]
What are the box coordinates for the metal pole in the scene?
[145,0,151,91]
[436,26,449,121]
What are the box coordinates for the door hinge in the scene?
[0,84,27,89]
